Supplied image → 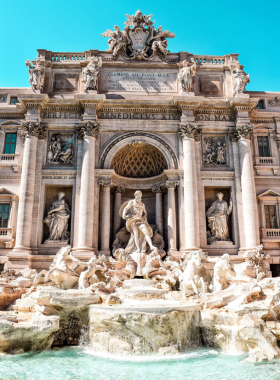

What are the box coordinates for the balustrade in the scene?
[51,53,85,61]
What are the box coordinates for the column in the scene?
[179,123,200,249]
[76,121,98,253]
[152,186,163,236]
[178,176,186,251]
[237,125,259,249]
[113,187,124,238]
[259,200,265,229]
[99,178,112,256]
[166,180,178,254]
[8,197,18,230]
[13,122,47,255]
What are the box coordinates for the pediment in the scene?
[258,189,280,198]
[0,187,17,197]
[0,120,21,126]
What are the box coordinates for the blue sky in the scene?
[1,0,279,91]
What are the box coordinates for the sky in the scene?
[1,0,279,92]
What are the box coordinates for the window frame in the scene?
[10,97,19,105]
[257,135,270,157]
[264,204,278,229]
[0,203,10,228]
[3,132,17,154]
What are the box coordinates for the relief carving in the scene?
[101,10,175,61]
[268,97,280,107]
[203,137,227,166]
[47,134,75,165]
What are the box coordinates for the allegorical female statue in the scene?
[177,58,196,94]
[82,56,102,91]
[230,63,250,97]
[25,58,43,92]
[44,192,70,242]
[206,192,232,244]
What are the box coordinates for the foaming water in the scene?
[0,347,279,380]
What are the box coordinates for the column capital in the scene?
[236,124,254,140]
[179,123,201,141]
[21,121,47,139]
[152,185,164,193]
[98,177,112,188]
[112,186,125,193]
[76,121,99,139]
[166,180,180,189]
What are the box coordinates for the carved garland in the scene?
[100,132,178,169]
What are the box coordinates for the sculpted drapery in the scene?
[44,192,70,242]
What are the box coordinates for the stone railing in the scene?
[51,53,85,62]
[261,228,280,242]
[0,228,15,248]
[194,56,226,65]
[254,157,277,165]
[0,153,20,172]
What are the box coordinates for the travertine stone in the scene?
[152,186,163,236]
[166,181,178,253]
[100,180,111,255]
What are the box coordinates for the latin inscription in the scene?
[98,112,180,120]
[195,114,235,122]
[42,112,82,119]
[101,71,177,93]
[42,171,76,180]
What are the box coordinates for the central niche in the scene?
[112,141,167,178]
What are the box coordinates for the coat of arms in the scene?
[101,10,175,61]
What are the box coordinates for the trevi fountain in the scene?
[0,9,280,380]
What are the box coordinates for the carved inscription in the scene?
[42,112,82,119]
[98,112,180,120]
[195,114,235,122]
[101,71,177,93]
[42,171,76,180]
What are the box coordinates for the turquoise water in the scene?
[0,347,280,380]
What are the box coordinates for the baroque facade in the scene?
[0,10,280,274]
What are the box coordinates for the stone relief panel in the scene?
[46,132,75,166]
[53,73,79,92]
[202,136,228,167]
[0,94,7,103]
[198,76,223,95]
[268,97,280,107]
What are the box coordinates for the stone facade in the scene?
[0,10,280,272]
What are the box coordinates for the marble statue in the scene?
[179,251,206,294]
[120,191,156,275]
[105,249,136,281]
[44,192,70,243]
[206,192,232,244]
[150,26,175,56]
[213,253,235,292]
[230,63,250,97]
[78,255,107,290]
[177,58,196,94]
[249,245,270,281]
[44,246,86,289]
[82,56,102,91]
[59,143,74,164]
[102,10,175,61]
[101,26,127,58]
[25,58,43,92]
[143,248,168,279]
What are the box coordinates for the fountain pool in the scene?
[0,347,279,380]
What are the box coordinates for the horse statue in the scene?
[179,251,206,294]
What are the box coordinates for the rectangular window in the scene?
[4,133,17,154]
[256,100,265,109]
[0,204,10,228]
[10,97,19,105]
[265,205,277,229]
[258,136,269,157]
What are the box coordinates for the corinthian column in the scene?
[99,178,112,256]
[166,180,179,254]
[76,121,98,253]
[113,186,124,238]
[152,185,163,236]
[235,125,259,249]
[13,122,47,255]
[179,123,200,249]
